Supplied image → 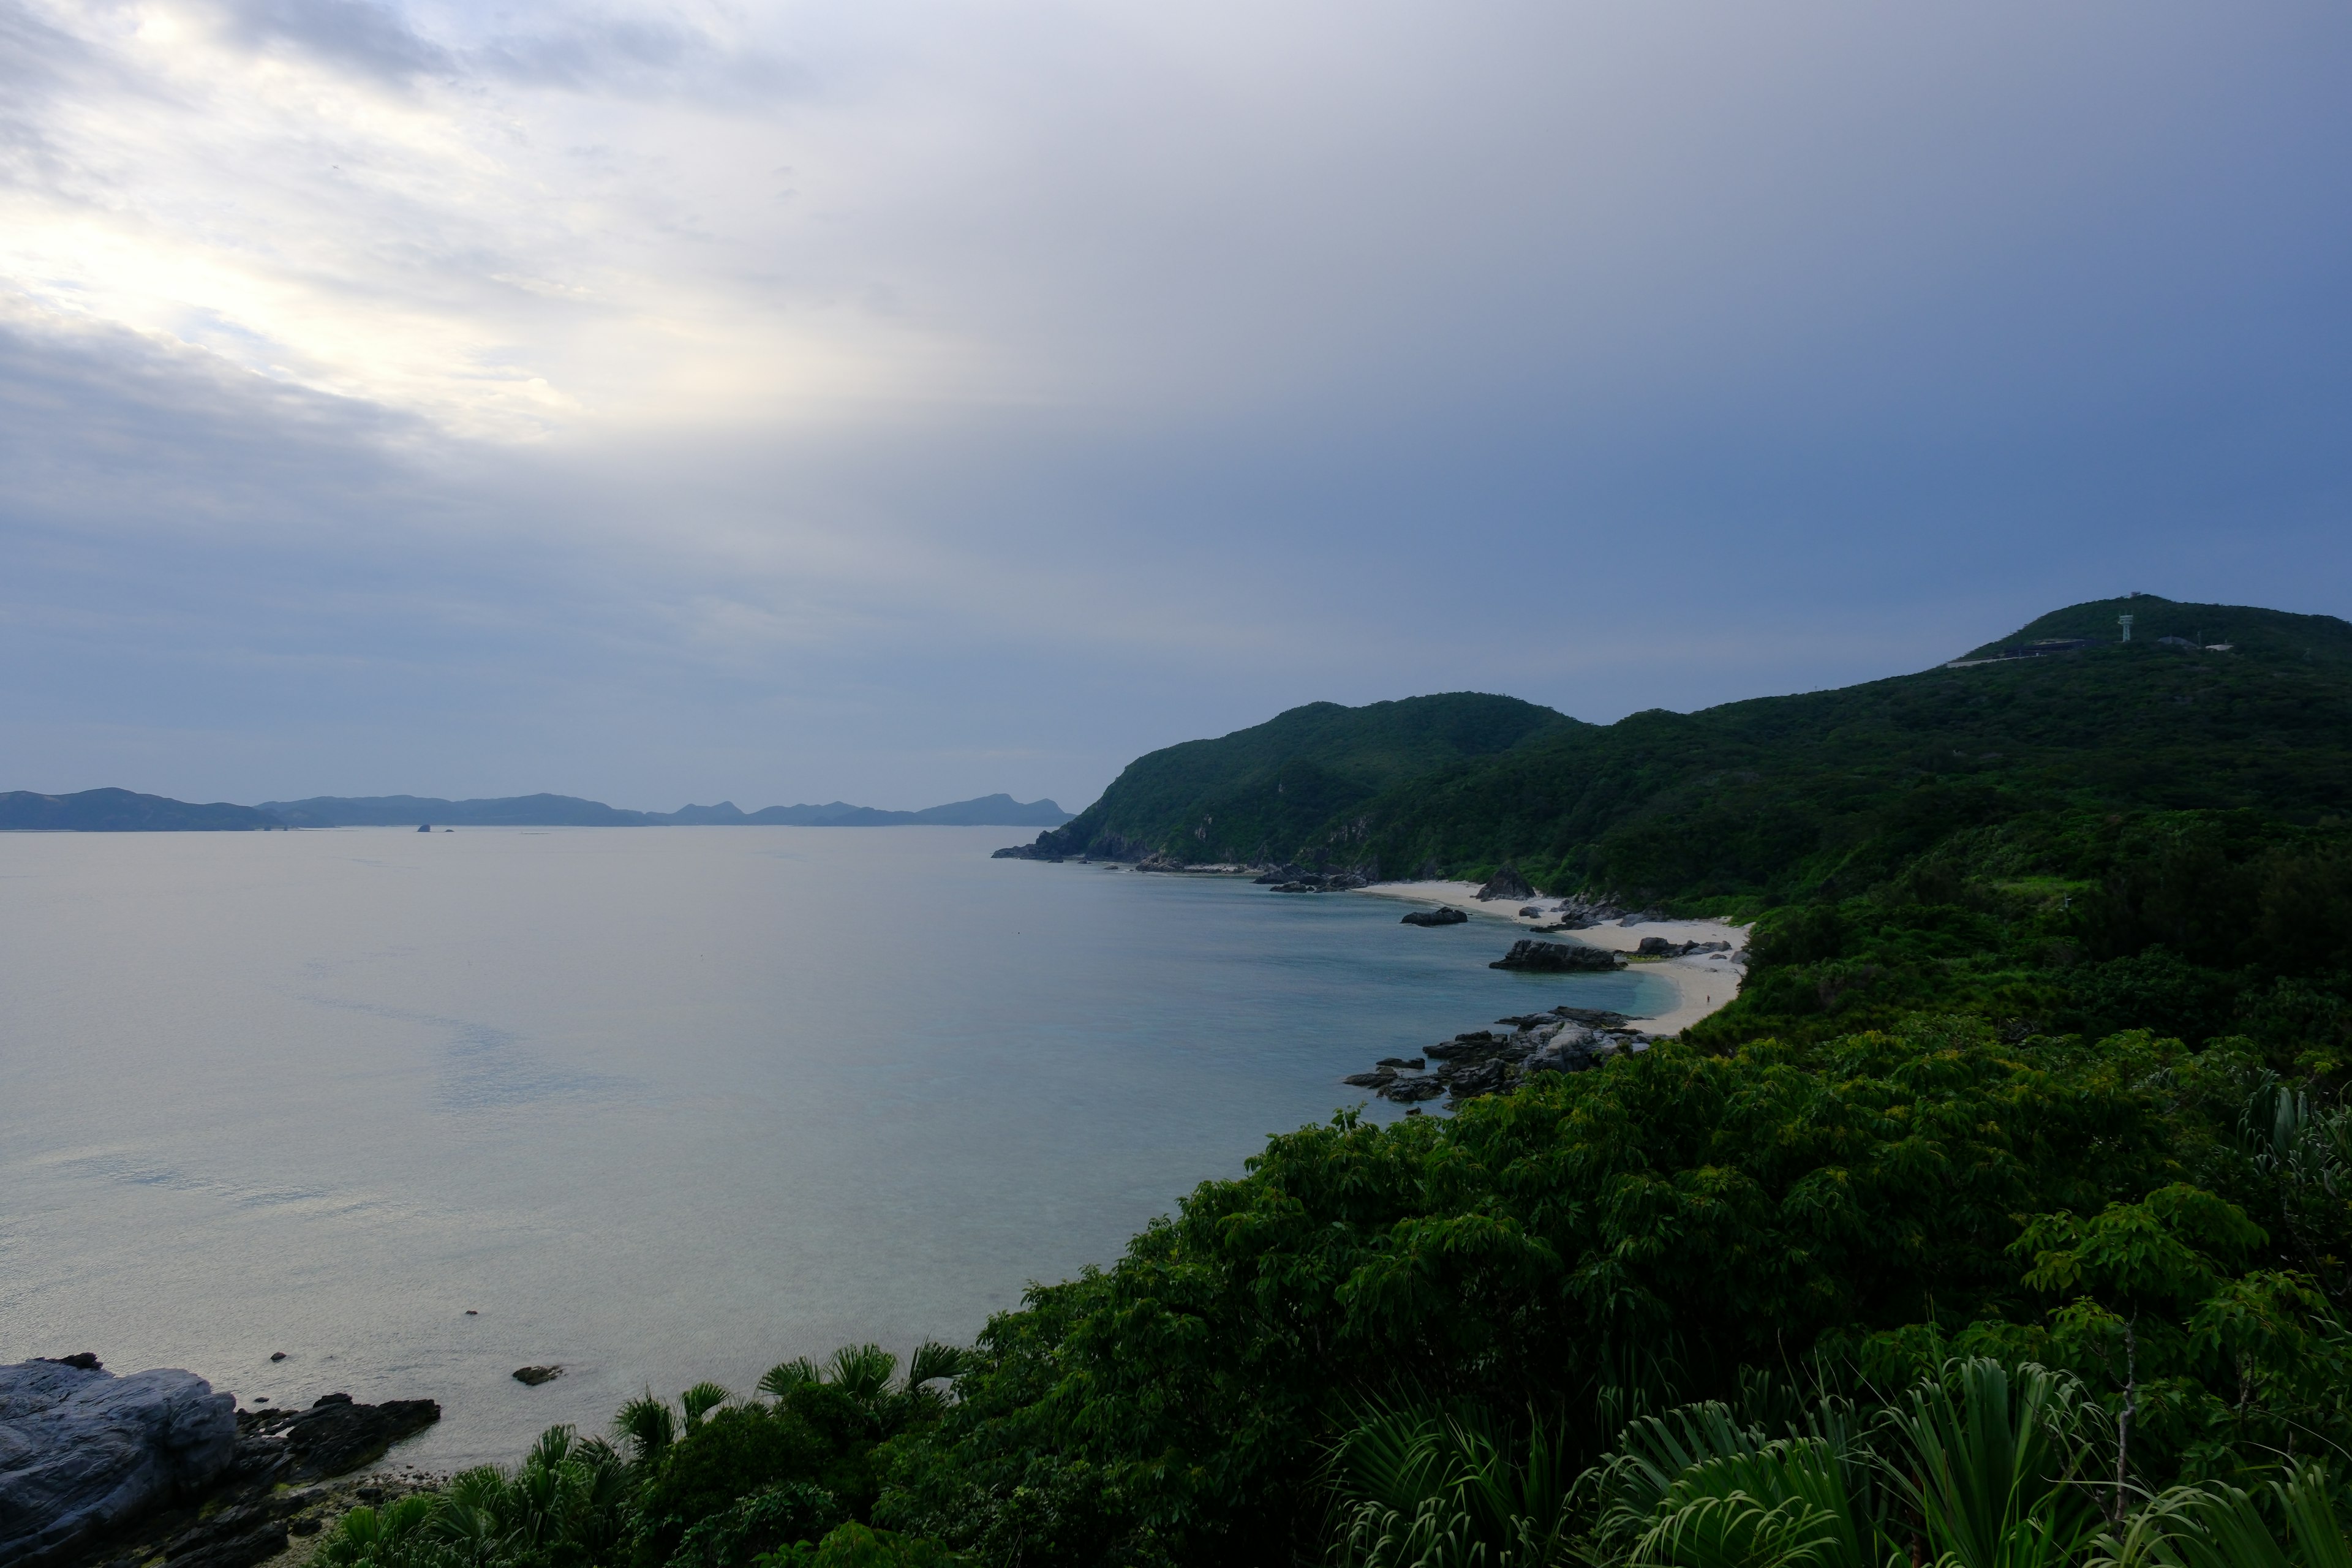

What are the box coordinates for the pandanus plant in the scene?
[1326,1401,1581,1568]
[757,1342,974,1435]
[1326,1361,2352,1568]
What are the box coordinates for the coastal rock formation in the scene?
[1400,907,1468,926]
[1489,940,1624,973]
[1476,864,1534,901]
[0,1357,236,1567]
[1635,937,1736,958]
[1348,1005,1653,1107]
[1268,870,1370,892]
[44,1390,445,1568]
[513,1365,563,1387]
[255,1394,441,1483]
[60,1401,440,1568]
[1526,894,1624,932]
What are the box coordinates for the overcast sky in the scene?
[4,1,2347,810]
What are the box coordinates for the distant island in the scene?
[0,790,1072,832]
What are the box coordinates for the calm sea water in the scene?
[0,827,1665,1465]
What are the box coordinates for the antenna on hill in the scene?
[2118,614,2135,643]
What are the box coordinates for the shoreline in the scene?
[1354,881,1749,1036]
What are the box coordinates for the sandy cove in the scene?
[1354,881,1750,1037]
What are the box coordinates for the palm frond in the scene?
[613,1391,679,1464]
[905,1341,973,1389]
[825,1343,899,1403]
[680,1381,733,1428]
[760,1358,824,1399]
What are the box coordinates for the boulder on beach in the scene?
[0,1356,237,1566]
[1400,907,1468,927]
[1489,939,1625,973]
[1476,864,1535,902]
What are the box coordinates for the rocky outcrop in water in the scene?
[1341,1006,1653,1107]
[0,1357,236,1567]
[1489,939,1624,973]
[1400,907,1468,926]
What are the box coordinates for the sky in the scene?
[3,1,2348,812]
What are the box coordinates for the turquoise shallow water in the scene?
[0,826,1665,1464]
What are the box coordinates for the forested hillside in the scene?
[1014,596,2351,904]
[1020,692,1572,865]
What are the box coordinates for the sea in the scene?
[0,826,1668,1466]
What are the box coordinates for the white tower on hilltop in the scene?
[2119,614,2135,643]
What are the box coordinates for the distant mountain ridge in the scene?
[0,788,279,832]
[0,790,1071,832]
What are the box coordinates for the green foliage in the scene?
[866,1019,2352,1566]
[756,1523,960,1566]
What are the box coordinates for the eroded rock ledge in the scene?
[0,1356,439,1568]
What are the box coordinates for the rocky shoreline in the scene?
[986,848,1749,1096]
[1342,1005,1657,1106]
[1,1355,442,1568]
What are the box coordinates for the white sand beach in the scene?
[1355,881,1750,1036]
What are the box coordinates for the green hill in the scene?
[1019,692,1574,864]
[1351,594,2351,906]
[1011,596,2350,897]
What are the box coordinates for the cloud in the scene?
[211,0,453,81]
[0,1,2347,807]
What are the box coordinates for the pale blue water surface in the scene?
[0,827,1666,1464]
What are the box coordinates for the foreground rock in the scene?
[0,1357,235,1566]
[1488,939,1625,973]
[1,1355,441,1568]
[1400,907,1468,926]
